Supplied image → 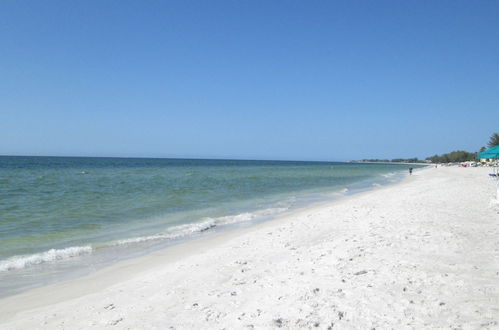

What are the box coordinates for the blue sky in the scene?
[1,1,498,161]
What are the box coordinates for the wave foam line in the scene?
[113,207,288,246]
[113,219,217,246]
[0,246,92,272]
[206,207,288,226]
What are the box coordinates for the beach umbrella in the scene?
[479,145,499,177]
[479,146,499,203]
[479,145,499,159]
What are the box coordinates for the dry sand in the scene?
[1,166,498,329]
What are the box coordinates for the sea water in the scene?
[0,156,422,296]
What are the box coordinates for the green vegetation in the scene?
[488,133,499,148]
[358,132,498,164]
[425,151,476,163]
[391,158,421,163]
[359,158,424,163]
[426,132,498,163]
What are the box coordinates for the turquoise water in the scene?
[0,156,421,296]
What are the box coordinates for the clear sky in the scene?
[1,1,498,161]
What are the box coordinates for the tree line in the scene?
[359,158,423,163]
[425,151,476,163]
[357,133,499,164]
[426,132,499,163]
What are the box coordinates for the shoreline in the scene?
[0,170,412,310]
[0,165,416,299]
[1,166,498,328]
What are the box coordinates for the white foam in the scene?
[113,219,217,246]
[0,246,92,272]
[114,234,169,245]
[168,219,217,237]
[113,207,288,247]
[208,207,288,226]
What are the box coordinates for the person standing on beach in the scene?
[409,167,413,175]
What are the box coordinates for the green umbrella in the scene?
[480,146,499,204]
[479,145,499,159]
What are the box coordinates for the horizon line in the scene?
[0,154,352,164]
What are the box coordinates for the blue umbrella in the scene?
[479,145,499,159]
[479,146,499,203]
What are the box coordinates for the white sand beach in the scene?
[1,166,498,329]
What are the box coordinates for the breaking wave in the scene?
[0,207,289,272]
[0,246,92,272]
[112,219,217,246]
[112,207,288,246]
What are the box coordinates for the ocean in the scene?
[0,156,421,296]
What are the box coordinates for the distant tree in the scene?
[390,158,421,163]
[360,158,423,163]
[361,159,390,163]
[479,146,486,153]
[425,150,475,163]
[488,133,499,148]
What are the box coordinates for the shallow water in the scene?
[0,156,421,296]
